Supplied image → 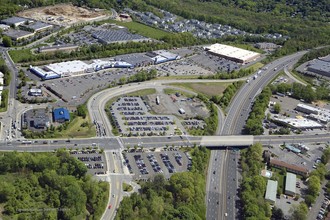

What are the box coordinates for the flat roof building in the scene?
[265,180,278,204]
[45,60,90,77]
[307,59,330,77]
[273,117,323,129]
[22,21,53,33]
[3,29,34,41]
[28,88,42,96]
[1,16,29,27]
[285,172,296,196]
[204,43,260,64]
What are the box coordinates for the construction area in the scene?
[17,4,109,26]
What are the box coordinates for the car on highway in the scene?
[108,204,112,209]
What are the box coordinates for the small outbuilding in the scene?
[265,180,278,204]
[285,172,296,196]
[53,108,70,123]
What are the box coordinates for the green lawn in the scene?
[110,20,173,39]
[244,62,264,72]
[168,82,230,98]
[8,48,34,63]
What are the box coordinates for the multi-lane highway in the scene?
[206,51,308,220]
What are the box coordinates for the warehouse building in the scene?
[3,29,34,41]
[53,108,70,123]
[285,172,296,196]
[265,180,278,204]
[204,43,260,64]
[307,59,330,77]
[1,16,30,27]
[21,21,53,33]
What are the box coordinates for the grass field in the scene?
[163,88,195,98]
[168,82,230,97]
[110,20,172,39]
[60,115,96,138]
[8,48,34,63]
[245,62,264,72]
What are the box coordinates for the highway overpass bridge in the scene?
[200,135,254,147]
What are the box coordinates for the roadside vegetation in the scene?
[240,143,271,219]
[210,81,244,109]
[269,82,330,103]
[115,146,209,220]
[244,87,272,135]
[0,149,109,220]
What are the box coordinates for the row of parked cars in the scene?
[147,154,163,173]
[134,155,149,175]
[317,196,330,219]
[160,153,176,173]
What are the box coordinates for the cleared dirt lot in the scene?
[18,4,108,26]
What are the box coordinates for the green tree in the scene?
[289,203,308,220]
[274,103,281,114]
[2,36,12,47]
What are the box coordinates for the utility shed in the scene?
[265,180,278,204]
[285,172,296,196]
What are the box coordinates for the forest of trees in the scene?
[115,146,209,220]
[0,150,109,220]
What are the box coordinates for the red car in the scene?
[108,204,112,209]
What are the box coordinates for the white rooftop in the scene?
[205,43,260,62]
[275,117,323,128]
[46,60,90,76]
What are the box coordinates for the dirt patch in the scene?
[17,4,108,26]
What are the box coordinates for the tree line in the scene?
[269,82,330,103]
[244,87,272,135]
[210,81,244,109]
[0,150,109,220]
[115,146,210,220]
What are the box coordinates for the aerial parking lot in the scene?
[123,149,192,180]
[70,148,107,175]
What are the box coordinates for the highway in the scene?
[206,51,308,220]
